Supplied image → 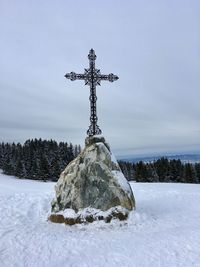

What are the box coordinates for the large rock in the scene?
[50,136,135,223]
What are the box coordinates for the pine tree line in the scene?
[1,139,200,183]
[119,158,200,184]
[0,139,81,181]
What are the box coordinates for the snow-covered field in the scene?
[0,171,200,267]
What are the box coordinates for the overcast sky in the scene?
[0,0,200,157]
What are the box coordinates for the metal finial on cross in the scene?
[65,49,119,136]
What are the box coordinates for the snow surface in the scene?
[0,170,200,267]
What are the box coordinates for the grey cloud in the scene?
[0,0,200,156]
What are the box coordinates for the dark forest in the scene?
[0,139,199,183]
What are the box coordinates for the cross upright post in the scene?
[65,49,119,136]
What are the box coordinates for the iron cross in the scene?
[65,49,119,136]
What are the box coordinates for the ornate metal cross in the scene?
[65,49,119,136]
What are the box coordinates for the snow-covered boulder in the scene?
[49,136,135,224]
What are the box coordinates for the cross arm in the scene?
[65,72,86,81]
[99,73,119,82]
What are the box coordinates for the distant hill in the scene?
[120,154,200,164]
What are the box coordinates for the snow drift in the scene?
[0,171,200,266]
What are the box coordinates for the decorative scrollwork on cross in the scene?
[65,49,119,136]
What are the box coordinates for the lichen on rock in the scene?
[49,135,135,224]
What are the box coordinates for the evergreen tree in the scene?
[184,163,197,183]
[38,155,49,181]
[15,159,24,178]
[51,157,61,181]
[195,163,200,183]
[3,157,14,175]
[135,161,149,182]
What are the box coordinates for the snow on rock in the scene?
[49,206,129,225]
[50,136,135,223]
